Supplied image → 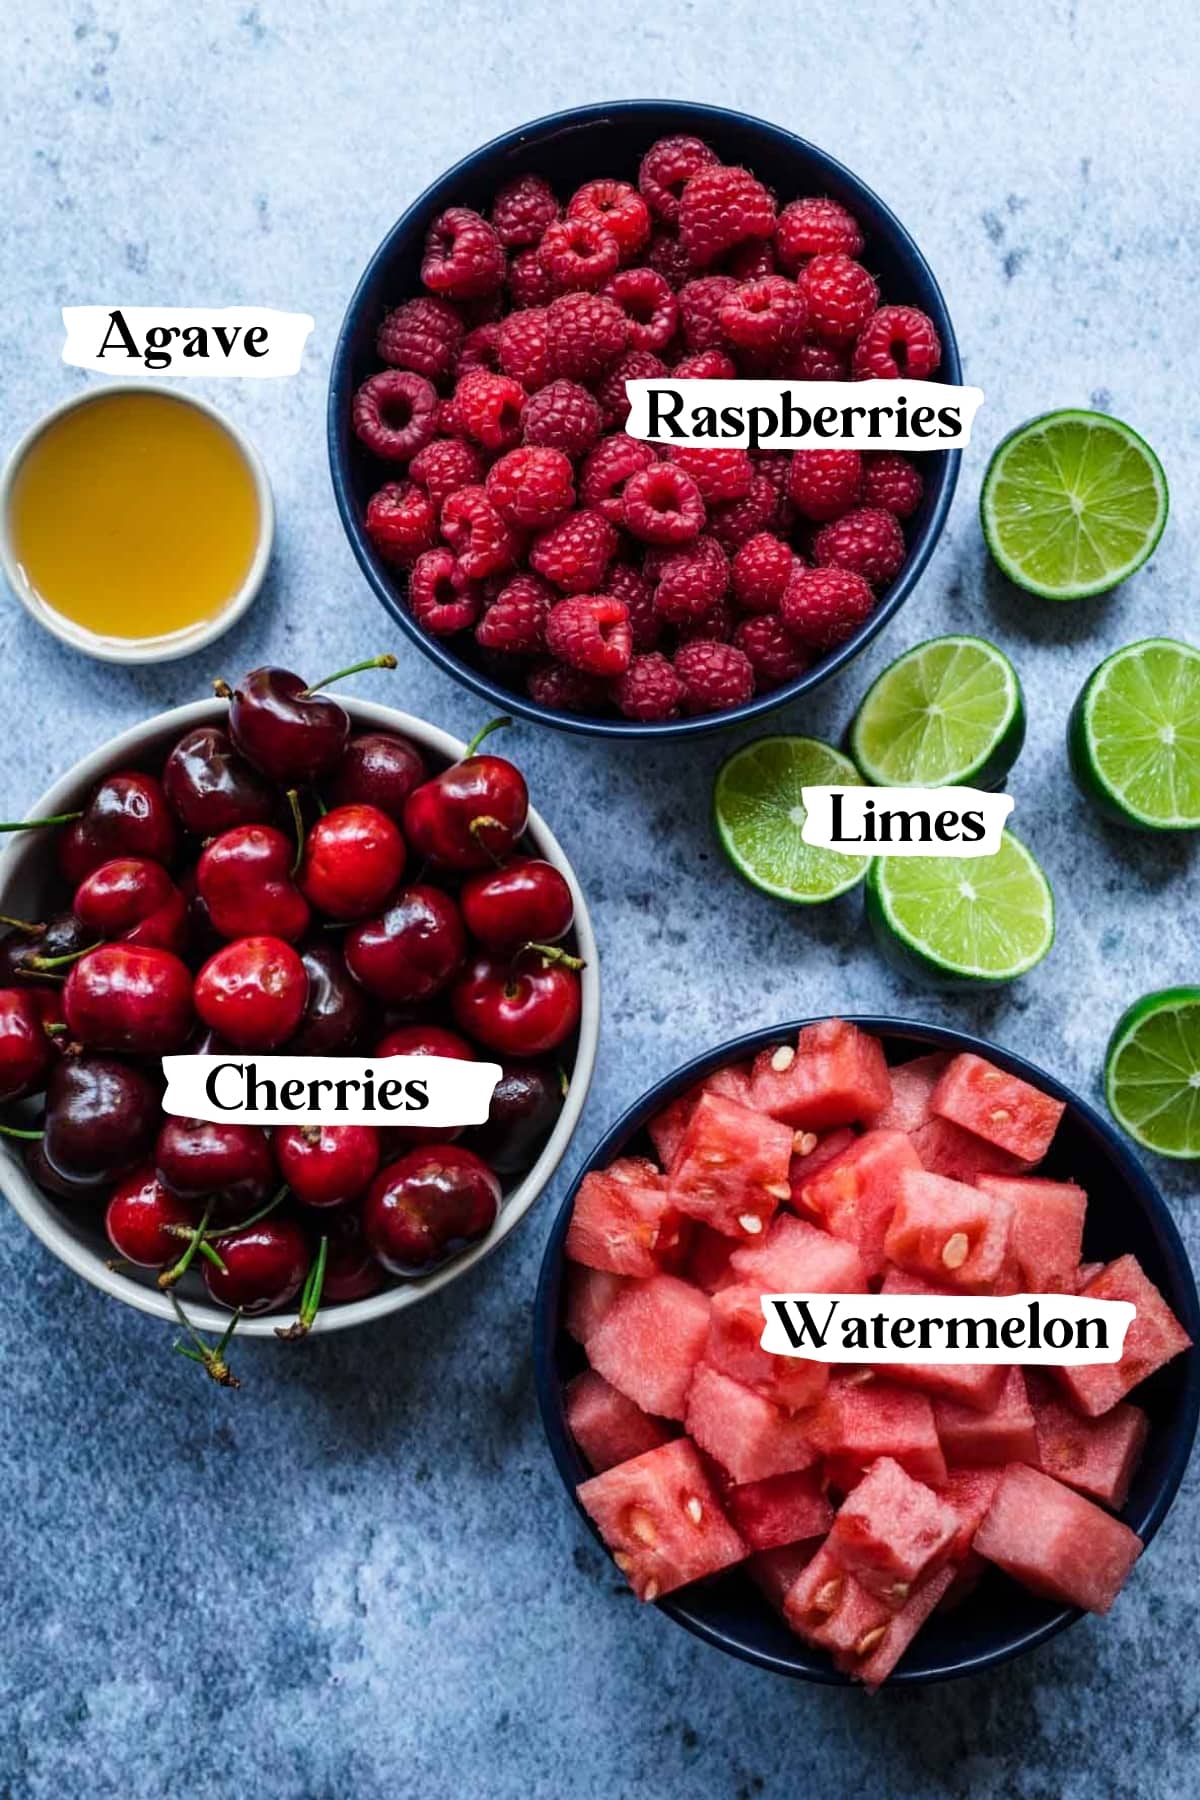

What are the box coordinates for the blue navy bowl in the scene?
[328,101,962,739]
[533,1016,1200,1683]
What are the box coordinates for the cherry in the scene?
[63,944,194,1054]
[298,803,406,921]
[202,1214,310,1314]
[460,857,573,952]
[73,857,189,954]
[329,731,426,819]
[467,1061,561,1174]
[402,719,529,870]
[0,988,61,1100]
[344,886,465,1004]
[106,1166,198,1266]
[194,936,308,1049]
[275,1124,381,1209]
[162,725,276,836]
[287,942,371,1054]
[42,1053,160,1188]
[362,1145,500,1275]
[375,1022,476,1147]
[321,1206,384,1302]
[220,656,396,786]
[451,948,581,1056]
[25,1138,97,1202]
[197,825,310,942]
[155,1117,276,1219]
[57,772,178,885]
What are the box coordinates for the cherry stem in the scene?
[465,716,513,758]
[197,1239,228,1274]
[286,788,305,876]
[468,815,510,869]
[0,812,83,834]
[170,1291,242,1389]
[42,1020,68,1038]
[203,1184,288,1240]
[0,914,44,935]
[159,1201,213,1289]
[29,942,100,972]
[213,678,234,700]
[0,1123,43,1141]
[303,654,397,697]
[525,942,586,971]
[276,1235,327,1341]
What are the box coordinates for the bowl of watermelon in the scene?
[533,1017,1200,1687]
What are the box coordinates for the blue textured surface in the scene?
[2,6,1199,1796]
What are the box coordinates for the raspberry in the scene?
[707,474,777,551]
[645,228,693,287]
[786,449,864,522]
[861,452,924,519]
[351,370,439,462]
[612,652,685,721]
[665,446,755,504]
[450,369,526,450]
[508,248,560,309]
[679,164,776,268]
[852,304,942,380]
[596,349,668,429]
[529,508,618,593]
[567,180,651,263]
[652,536,729,623]
[490,174,559,248]
[421,207,505,300]
[456,323,502,374]
[678,276,737,350]
[408,547,482,636]
[364,481,437,565]
[545,595,632,677]
[812,506,907,588]
[638,135,719,224]
[545,291,628,384]
[538,216,621,292]
[799,254,880,346]
[673,639,755,712]
[602,267,678,352]
[607,562,660,651]
[495,308,554,391]
[730,532,794,613]
[622,463,706,545]
[726,238,777,281]
[475,573,551,654]
[734,613,810,687]
[484,446,575,529]
[775,197,864,270]
[521,379,603,456]
[580,435,657,525]
[674,348,737,380]
[376,297,463,383]
[775,339,849,381]
[678,594,736,643]
[440,486,520,579]
[408,437,485,511]
[526,660,608,713]
[718,276,807,359]
[780,564,875,649]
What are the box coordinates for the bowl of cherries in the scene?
[0,654,598,1370]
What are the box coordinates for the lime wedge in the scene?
[850,636,1025,790]
[714,736,870,903]
[866,831,1055,986]
[981,410,1168,600]
[1106,988,1200,1159]
[1068,637,1200,831]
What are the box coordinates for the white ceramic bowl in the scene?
[0,697,599,1335]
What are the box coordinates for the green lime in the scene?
[714,736,870,903]
[981,409,1168,600]
[865,830,1054,987]
[1068,637,1200,831]
[850,636,1025,791]
[1105,988,1200,1159]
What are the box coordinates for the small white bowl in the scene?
[0,697,600,1336]
[0,384,274,665]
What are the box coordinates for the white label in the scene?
[758,1293,1135,1366]
[801,787,1013,857]
[160,1055,501,1127]
[625,379,985,450]
[62,306,314,377]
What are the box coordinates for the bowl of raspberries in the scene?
[329,101,962,736]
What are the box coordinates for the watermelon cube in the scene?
[873,1052,949,1133]
[747,1018,892,1130]
[667,1093,793,1240]
[646,1063,754,1169]
[684,1223,738,1294]
[932,1053,1066,1164]
[564,1264,625,1346]
[934,1367,1038,1467]
[566,1370,673,1473]
[1056,1254,1192,1416]
[876,1268,1007,1411]
[587,1274,710,1420]
[910,1115,1030,1183]
[788,1126,859,1202]
[883,1166,1013,1293]
[793,1129,923,1278]
[938,1466,1005,1559]
[577,1437,747,1601]
[782,1544,894,1657]
[706,1283,830,1413]
[749,1541,822,1612]
[852,1564,957,1691]
[565,1156,688,1278]
[974,1463,1142,1613]
[728,1212,869,1296]
[808,1375,947,1488]
[726,1467,835,1552]
[977,1174,1086,1293]
[828,1456,958,1602]
[685,1363,818,1484]
[1026,1371,1148,1508]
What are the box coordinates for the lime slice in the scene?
[866,831,1054,986]
[981,410,1168,600]
[1106,988,1200,1159]
[714,736,870,903]
[1068,637,1200,830]
[850,636,1025,790]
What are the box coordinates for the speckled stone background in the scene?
[2,4,1199,1795]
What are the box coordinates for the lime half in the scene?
[1106,988,1200,1159]
[981,410,1168,600]
[850,636,1025,790]
[1068,638,1200,830]
[866,831,1055,986]
[714,736,870,903]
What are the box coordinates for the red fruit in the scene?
[545,291,628,383]
[328,731,427,820]
[673,638,755,714]
[408,546,483,635]
[812,506,907,588]
[421,207,505,299]
[612,652,685,722]
[194,936,308,1050]
[678,164,776,267]
[707,475,778,552]
[507,246,560,309]
[595,349,668,430]
[321,1207,385,1303]
[63,945,193,1053]
[545,595,632,676]
[203,1215,311,1315]
[0,988,60,1100]
[376,295,464,380]
[197,826,310,942]
[567,179,651,262]
[156,1117,276,1218]
[646,227,694,287]
[59,772,178,885]
[461,857,573,951]
[73,857,187,953]
[40,1054,159,1191]
[862,452,925,519]
[780,564,876,650]
[602,267,678,352]
[298,804,406,921]
[375,1022,477,1147]
[490,173,559,248]
[852,304,942,380]
[351,370,438,461]
[275,1125,381,1210]
[451,948,582,1056]
[787,449,864,522]
[665,446,755,505]
[529,508,618,593]
[344,885,466,1002]
[455,322,502,374]
[450,369,526,450]
[288,942,370,1056]
[652,537,729,624]
[364,481,437,565]
[521,379,603,456]
[407,437,485,511]
[731,532,794,613]
[527,661,609,713]
[225,666,358,787]
[622,463,706,545]
[638,134,719,224]
[106,1167,197,1267]
[439,489,519,580]
[475,573,552,655]
[580,435,658,525]
[538,215,621,292]
[607,561,660,652]
[734,614,810,688]
[677,275,737,350]
[775,196,864,269]
[674,348,738,380]
[485,445,575,529]
[362,1145,500,1275]
[402,727,529,870]
[799,254,880,345]
[162,726,276,838]
[718,276,807,359]
[495,307,554,390]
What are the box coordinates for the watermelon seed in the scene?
[765,1182,791,1201]
[627,1506,659,1546]
[855,1626,887,1657]
[794,1131,818,1155]
[942,1232,970,1270]
[771,1045,796,1072]
[613,1553,632,1572]
[643,1580,660,1601]
[813,1576,843,1614]
[685,1496,704,1523]
[738,1213,764,1235]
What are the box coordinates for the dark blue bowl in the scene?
[533,1016,1200,1683]
[328,101,962,739]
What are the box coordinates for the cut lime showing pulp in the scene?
[981,410,1168,601]
[866,831,1054,986]
[1068,637,1200,830]
[1106,988,1200,1159]
[850,636,1025,790]
[714,736,870,903]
